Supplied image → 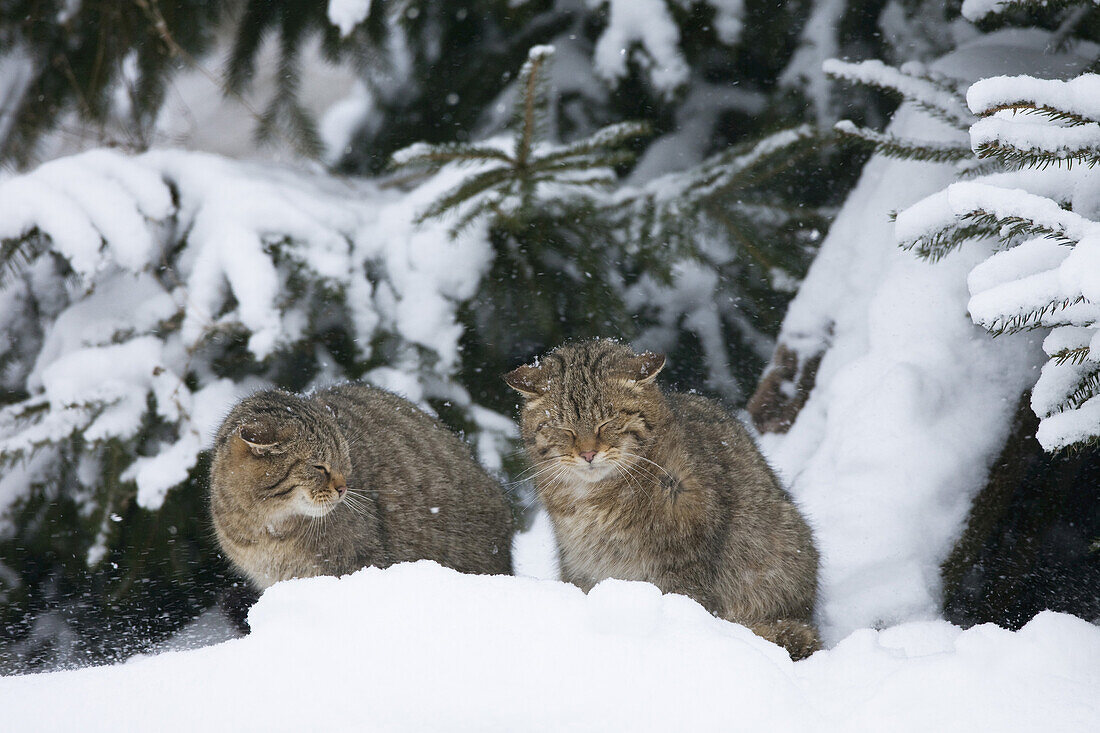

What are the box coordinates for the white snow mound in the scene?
[1,562,1097,732]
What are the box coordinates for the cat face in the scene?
[505,340,666,487]
[214,394,352,522]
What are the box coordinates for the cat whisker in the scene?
[344,487,373,498]
[508,465,567,487]
[619,451,675,482]
[535,464,570,492]
[510,456,570,482]
[612,456,664,487]
[341,495,369,520]
[610,459,652,500]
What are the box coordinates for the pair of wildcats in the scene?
[210,339,820,659]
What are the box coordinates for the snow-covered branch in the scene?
[0,148,508,535]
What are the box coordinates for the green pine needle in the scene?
[983,296,1087,336]
[395,46,651,230]
[834,121,975,164]
[977,103,1098,127]
[974,141,1100,169]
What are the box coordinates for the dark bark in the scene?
[746,343,824,434]
[942,396,1100,629]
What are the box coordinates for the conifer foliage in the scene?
[0,0,221,165]
[391,46,651,234]
[393,46,826,402]
[0,0,849,670]
[828,1,1100,451]
[0,148,513,669]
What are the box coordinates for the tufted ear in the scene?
[504,363,548,398]
[236,420,287,456]
[627,351,666,385]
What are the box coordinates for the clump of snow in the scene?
[709,0,745,45]
[822,58,972,130]
[586,0,690,97]
[512,509,562,580]
[780,0,845,122]
[327,0,372,37]
[320,81,374,165]
[2,563,1098,731]
[967,73,1100,122]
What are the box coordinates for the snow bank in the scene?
[327,0,372,38]
[2,563,1096,732]
[762,30,1096,643]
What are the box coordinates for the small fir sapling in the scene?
[393,45,828,404]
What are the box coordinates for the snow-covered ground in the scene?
[1,561,1097,732]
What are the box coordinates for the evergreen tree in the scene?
[0,0,223,165]
[744,0,1100,633]
[0,148,519,670]
[0,0,953,670]
[392,46,828,408]
[824,1,1100,451]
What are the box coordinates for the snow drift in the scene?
[2,562,1097,732]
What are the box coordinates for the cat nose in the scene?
[579,451,597,463]
[333,481,347,496]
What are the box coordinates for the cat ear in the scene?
[236,421,286,456]
[628,351,666,384]
[504,364,547,397]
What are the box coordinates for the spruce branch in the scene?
[977,103,1097,126]
[415,167,514,224]
[962,0,1095,21]
[973,139,1100,169]
[391,143,515,167]
[605,125,824,280]
[1056,370,1100,414]
[823,59,973,131]
[537,122,653,167]
[901,207,1081,262]
[834,121,975,164]
[1,231,43,284]
[392,46,651,230]
[981,295,1088,336]
[1052,346,1092,365]
[514,45,555,169]
[898,221,1000,261]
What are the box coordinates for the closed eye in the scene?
[312,464,330,476]
[595,418,614,435]
[535,423,575,437]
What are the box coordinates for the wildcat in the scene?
[506,339,820,659]
[210,383,514,590]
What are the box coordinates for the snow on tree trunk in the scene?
[751,29,1096,643]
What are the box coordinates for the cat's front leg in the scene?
[560,562,598,592]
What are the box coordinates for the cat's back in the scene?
[314,383,513,573]
[316,383,492,481]
[666,390,788,498]
[667,391,758,454]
